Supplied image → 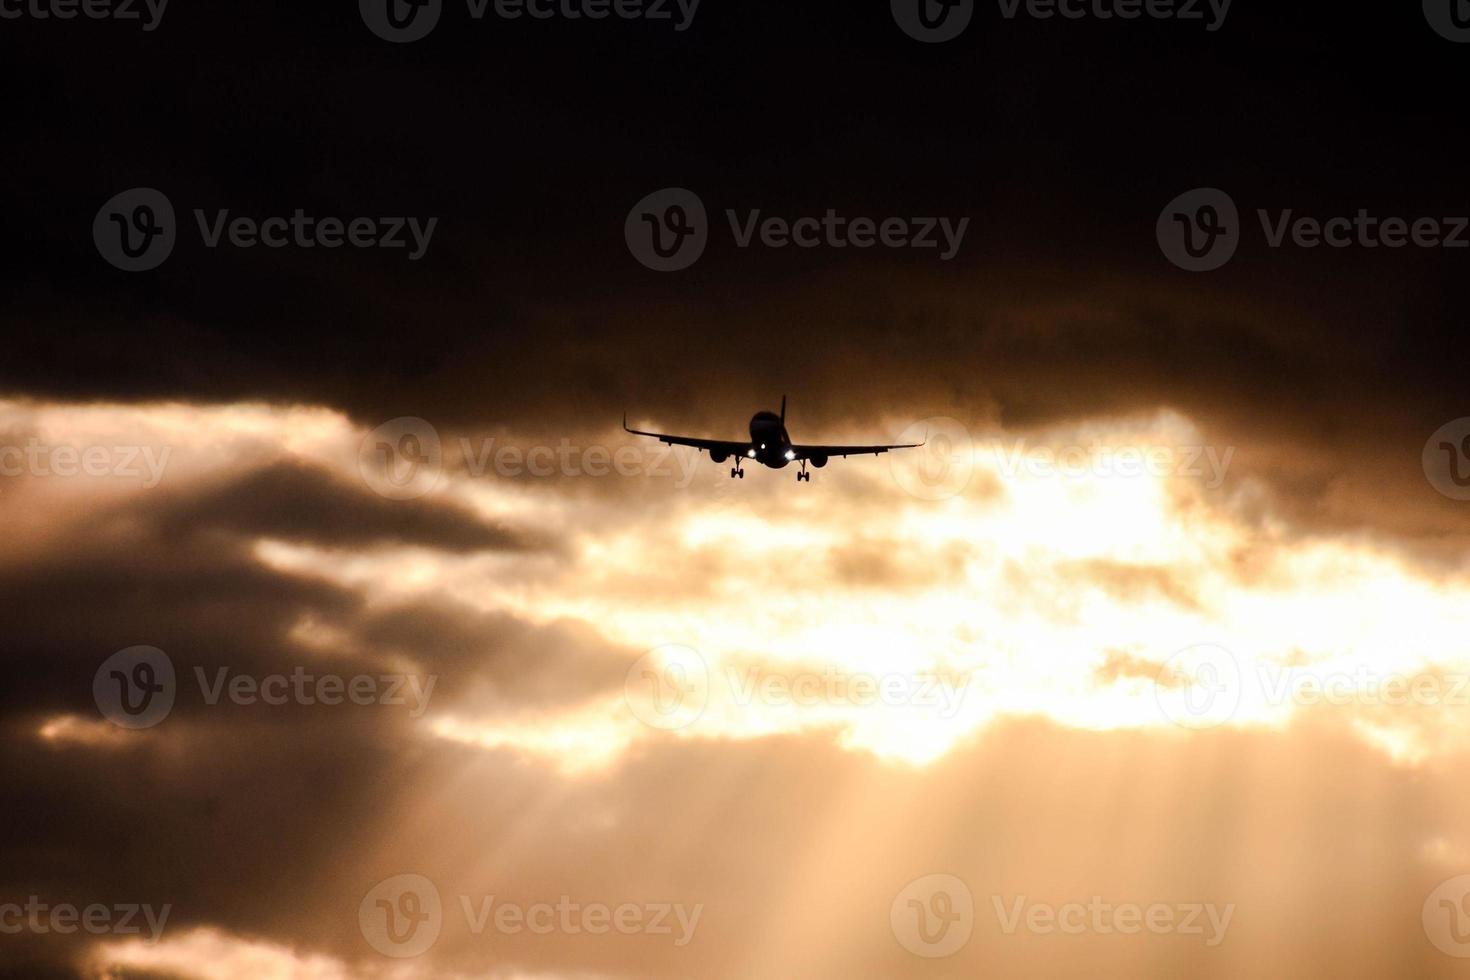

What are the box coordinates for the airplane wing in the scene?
[789,441,924,460]
[623,415,749,456]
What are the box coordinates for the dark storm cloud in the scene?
[350,603,630,710]
[1058,558,1203,611]
[156,459,536,553]
[0,448,635,977]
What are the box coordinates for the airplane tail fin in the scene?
[780,394,787,423]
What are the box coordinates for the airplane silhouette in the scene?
[623,396,923,481]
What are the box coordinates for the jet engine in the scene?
[710,450,728,464]
[810,454,829,468]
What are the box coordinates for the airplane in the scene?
[623,397,923,481]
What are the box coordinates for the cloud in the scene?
[3,398,1470,980]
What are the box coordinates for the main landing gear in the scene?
[729,464,745,479]
[797,460,811,482]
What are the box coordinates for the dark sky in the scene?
[3,0,1466,426]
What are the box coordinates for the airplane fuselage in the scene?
[747,411,792,468]
[623,395,913,482]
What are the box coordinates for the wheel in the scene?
[738,470,745,479]
[730,467,738,478]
